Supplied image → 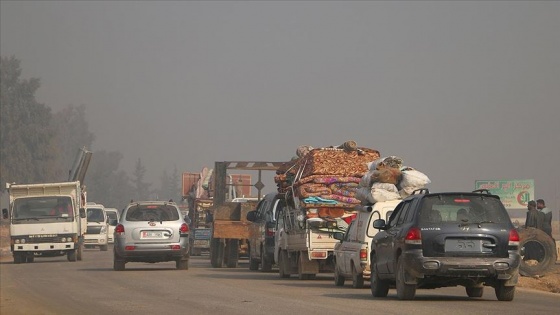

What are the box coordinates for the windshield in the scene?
[87,208,105,222]
[12,196,74,224]
[419,194,511,225]
[125,204,180,222]
[106,211,118,221]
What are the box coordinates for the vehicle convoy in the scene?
[209,161,286,268]
[113,200,190,271]
[369,189,521,301]
[104,207,120,244]
[333,200,401,288]
[246,192,285,271]
[273,143,431,280]
[84,202,109,251]
[1,181,88,263]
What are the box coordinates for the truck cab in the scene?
[84,202,109,251]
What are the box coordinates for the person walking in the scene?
[536,199,553,238]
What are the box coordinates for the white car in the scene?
[104,208,120,244]
[333,199,401,288]
[84,203,109,251]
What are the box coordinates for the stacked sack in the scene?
[356,156,431,204]
[275,141,381,220]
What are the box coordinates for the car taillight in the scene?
[360,248,367,261]
[115,224,125,235]
[180,223,189,234]
[508,229,520,246]
[404,227,422,245]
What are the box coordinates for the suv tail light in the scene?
[360,248,367,261]
[508,229,520,246]
[180,223,189,234]
[404,227,422,245]
[115,224,125,235]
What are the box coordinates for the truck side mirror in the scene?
[79,208,86,218]
[2,208,8,220]
[246,210,257,222]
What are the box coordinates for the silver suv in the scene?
[113,201,190,271]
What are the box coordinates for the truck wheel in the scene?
[352,265,364,289]
[13,253,24,264]
[100,245,108,251]
[260,248,273,272]
[495,281,515,301]
[278,250,291,278]
[248,246,259,271]
[396,257,416,300]
[176,258,189,270]
[67,250,77,262]
[466,285,484,298]
[334,261,345,286]
[226,239,239,268]
[77,243,83,261]
[210,238,224,268]
[518,227,557,277]
[370,254,389,297]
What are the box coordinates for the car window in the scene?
[419,194,509,224]
[87,208,104,222]
[125,205,180,221]
[106,211,117,221]
[344,220,358,241]
[386,202,405,228]
[397,202,412,225]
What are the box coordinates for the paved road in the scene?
[1,247,559,315]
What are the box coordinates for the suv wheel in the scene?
[113,259,125,271]
[260,248,273,272]
[278,250,290,278]
[176,259,189,270]
[334,261,345,286]
[370,254,389,297]
[495,281,515,301]
[466,286,484,298]
[396,257,416,300]
[352,265,364,289]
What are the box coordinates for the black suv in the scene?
[246,192,285,272]
[369,189,520,301]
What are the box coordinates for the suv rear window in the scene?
[125,205,180,221]
[418,194,510,224]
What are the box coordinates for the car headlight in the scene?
[61,237,67,242]
[100,226,107,234]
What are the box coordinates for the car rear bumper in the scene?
[114,239,189,262]
[404,249,521,281]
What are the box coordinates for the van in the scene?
[104,208,120,244]
[333,199,401,288]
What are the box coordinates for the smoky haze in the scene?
[1,2,559,213]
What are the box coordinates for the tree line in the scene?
[0,56,181,210]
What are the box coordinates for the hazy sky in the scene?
[1,1,559,211]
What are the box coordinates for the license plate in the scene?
[193,240,210,246]
[141,231,163,239]
[444,239,489,252]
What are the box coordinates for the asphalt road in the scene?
[1,247,559,315]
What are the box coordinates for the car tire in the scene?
[278,250,290,278]
[334,261,345,286]
[495,281,515,301]
[226,239,239,268]
[77,242,83,261]
[396,257,416,300]
[100,245,108,251]
[352,265,364,289]
[113,259,126,271]
[518,227,557,277]
[249,247,259,271]
[260,248,273,272]
[67,250,77,262]
[176,259,189,270]
[210,238,224,268]
[370,254,389,298]
[466,286,484,298]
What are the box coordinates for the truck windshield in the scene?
[13,196,74,224]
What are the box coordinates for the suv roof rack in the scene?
[411,188,430,195]
[472,189,492,195]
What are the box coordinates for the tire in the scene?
[210,238,224,268]
[260,248,273,272]
[226,239,239,268]
[26,255,35,263]
[370,254,389,298]
[113,259,125,271]
[67,250,77,262]
[297,253,314,280]
[13,253,24,264]
[352,265,365,289]
[518,227,557,277]
[396,257,416,300]
[249,255,259,271]
[495,281,515,301]
[100,245,108,252]
[466,286,484,298]
[77,242,83,261]
[176,259,189,270]
[334,261,345,286]
[278,250,290,278]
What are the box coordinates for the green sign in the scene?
[474,179,534,209]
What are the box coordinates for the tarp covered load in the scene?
[275,141,381,219]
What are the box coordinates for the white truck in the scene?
[1,181,87,263]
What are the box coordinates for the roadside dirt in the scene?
[1,222,559,294]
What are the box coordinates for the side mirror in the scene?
[372,219,387,230]
[79,208,86,219]
[333,232,344,241]
[108,219,118,226]
[2,208,8,220]
[246,210,257,222]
